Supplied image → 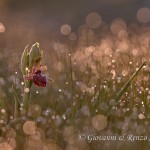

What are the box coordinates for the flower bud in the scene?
[21,45,29,75]
[29,42,43,68]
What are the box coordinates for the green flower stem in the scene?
[22,80,32,112]
[23,89,30,112]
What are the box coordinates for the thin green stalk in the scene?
[114,61,146,101]
[14,95,17,119]
[23,90,31,111]
[106,61,146,116]
[69,52,74,97]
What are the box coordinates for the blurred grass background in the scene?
[0,0,150,150]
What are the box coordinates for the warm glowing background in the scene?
[0,0,150,49]
[0,0,150,150]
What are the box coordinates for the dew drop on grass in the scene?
[54,115,62,126]
[86,12,102,29]
[138,113,145,120]
[132,107,138,112]
[81,105,90,117]
[30,131,41,141]
[92,114,108,131]
[24,88,30,93]
[110,18,127,35]
[25,136,43,150]
[6,128,16,139]
[68,32,77,41]
[0,120,4,124]
[136,125,145,135]
[63,126,74,141]
[109,99,116,106]
[1,109,5,114]
[28,104,42,118]
[66,137,90,150]
[137,7,150,23]
[118,30,128,40]
[0,22,5,33]
[52,115,55,120]
[60,24,71,36]
[44,143,62,150]
[62,114,66,120]
[23,121,37,135]
[0,142,12,150]
[131,112,138,120]
[8,138,16,150]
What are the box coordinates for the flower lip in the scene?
[23,65,53,87]
[35,70,42,74]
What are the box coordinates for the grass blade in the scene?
[114,61,146,102]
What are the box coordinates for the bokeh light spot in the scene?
[0,22,5,33]
[92,114,108,131]
[137,8,150,23]
[23,121,37,135]
[86,12,102,28]
[60,24,71,35]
